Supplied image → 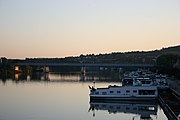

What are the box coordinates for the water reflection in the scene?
[89,101,158,120]
[15,73,20,80]
[0,76,7,85]
[15,72,50,81]
[0,72,122,84]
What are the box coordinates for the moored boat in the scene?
[89,85,158,101]
[123,70,169,90]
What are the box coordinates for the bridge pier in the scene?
[44,66,50,73]
[44,66,46,73]
[81,66,86,75]
[43,66,50,80]
[80,66,86,81]
[26,66,32,75]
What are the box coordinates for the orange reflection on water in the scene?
[15,73,19,80]
[45,73,49,80]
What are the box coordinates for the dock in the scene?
[158,79,180,120]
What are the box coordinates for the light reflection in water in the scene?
[15,73,19,80]
[11,72,123,82]
[27,75,30,81]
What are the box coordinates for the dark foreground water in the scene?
[0,73,167,120]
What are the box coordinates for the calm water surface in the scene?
[0,73,168,120]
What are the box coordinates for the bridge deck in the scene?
[13,63,154,67]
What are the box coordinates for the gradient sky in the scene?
[0,0,180,58]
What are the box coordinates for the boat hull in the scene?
[90,95,157,102]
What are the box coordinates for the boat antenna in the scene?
[93,81,95,88]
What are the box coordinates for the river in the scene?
[0,72,168,120]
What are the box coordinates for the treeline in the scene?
[156,54,180,79]
[0,57,13,76]
[24,45,180,64]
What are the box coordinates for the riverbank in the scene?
[167,78,180,95]
[158,78,180,120]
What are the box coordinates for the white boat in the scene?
[89,85,158,101]
[123,70,169,90]
[122,77,155,86]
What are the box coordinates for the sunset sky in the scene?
[0,0,180,59]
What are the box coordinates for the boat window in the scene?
[102,92,107,95]
[117,106,121,109]
[102,105,106,107]
[133,90,137,93]
[95,105,99,107]
[126,90,130,93]
[141,80,151,84]
[110,91,114,93]
[138,90,155,95]
[95,92,99,95]
[110,106,113,109]
[142,81,146,84]
[147,81,151,84]
[117,91,121,93]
